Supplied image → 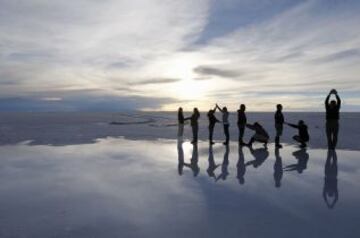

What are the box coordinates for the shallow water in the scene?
[0,138,359,238]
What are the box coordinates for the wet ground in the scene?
[0,138,359,238]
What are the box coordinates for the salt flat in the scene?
[0,138,359,238]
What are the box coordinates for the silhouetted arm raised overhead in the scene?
[325,93,331,107]
[216,104,223,112]
[335,93,341,109]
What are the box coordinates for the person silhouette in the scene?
[184,143,200,177]
[325,89,341,149]
[237,104,247,145]
[185,108,200,144]
[177,139,185,175]
[177,107,185,139]
[285,120,309,148]
[216,145,230,181]
[284,148,309,173]
[237,145,246,185]
[274,104,284,148]
[207,144,220,179]
[245,122,269,148]
[274,147,283,188]
[323,149,338,209]
[245,146,269,169]
[208,106,220,145]
[216,104,230,145]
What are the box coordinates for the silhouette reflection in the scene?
[245,147,269,168]
[237,146,246,185]
[284,148,309,173]
[177,139,184,175]
[184,143,199,177]
[323,149,338,209]
[274,147,283,188]
[207,145,220,180]
[216,145,230,181]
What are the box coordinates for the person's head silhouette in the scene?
[299,120,304,126]
[223,107,227,112]
[240,104,246,112]
[178,107,183,113]
[277,104,283,111]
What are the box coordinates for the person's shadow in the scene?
[274,147,283,188]
[216,145,230,181]
[184,143,200,177]
[177,139,184,175]
[237,146,246,185]
[245,147,269,169]
[207,145,220,180]
[323,149,338,209]
[284,148,309,173]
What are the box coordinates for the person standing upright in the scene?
[185,108,200,144]
[216,104,230,145]
[237,104,247,145]
[207,105,220,145]
[325,89,341,149]
[274,104,284,148]
[177,107,185,139]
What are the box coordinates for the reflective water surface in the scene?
[0,138,359,238]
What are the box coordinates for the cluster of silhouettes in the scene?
[176,89,341,209]
[177,89,341,149]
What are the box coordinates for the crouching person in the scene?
[245,122,269,148]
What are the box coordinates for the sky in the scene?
[0,0,360,112]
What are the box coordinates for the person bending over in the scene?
[245,122,269,148]
[285,120,309,148]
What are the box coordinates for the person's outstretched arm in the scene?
[335,93,341,109]
[325,93,331,107]
[285,122,298,129]
[246,124,255,130]
[216,104,223,112]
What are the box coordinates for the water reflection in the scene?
[274,147,283,188]
[323,149,338,209]
[184,143,199,177]
[245,147,269,169]
[207,145,220,180]
[177,139,184,175]
[216,145,230,181]
[237,146,246,185]
[284,148,309,173]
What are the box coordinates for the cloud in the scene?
[1,0,360,111]
[193,66,243,78]
[127,78,181,86]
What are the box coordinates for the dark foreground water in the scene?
[0,138,359,238]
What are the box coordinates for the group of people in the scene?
[178,89,341,149]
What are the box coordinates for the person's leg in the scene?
[224,124,229,145]
[247,137,255,147]
[178,123,184,137]
[333,121,339,148]
[238,124,245,143]
[194,125,198,143]
[209,124,214,144]
[275,124,283,147]
[326,122,333,149]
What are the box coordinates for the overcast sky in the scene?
[0,0,359,111]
